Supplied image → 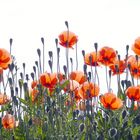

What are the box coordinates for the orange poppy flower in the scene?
[77,82,100,99]
[58,31,78,49]
[100,92,123,110]
[30,88,39,102]
[31,80,38,89]
[98,46,117,66]
[0,48,12,69]
[126,86,140,101]
[40,72,56,88]
[69,71,87,84]
[84,51,100,66]
[2,114,18,129]
[127,55,140,78]
[0,93,10,105]
[40,72,65,88]
[63,80,80,92]
[109,60,126,75]
[132,37,140,55]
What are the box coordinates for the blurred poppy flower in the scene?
[0,48,12,69]
[69,71,87,84]
[31,80,38,89]
[77,82,100,99]
[109,60,126,75]
[0,93,10,105]
[132,37,140,55]
[30,88,39,102]
[127,55,140,78]
[58,31,78,49]
[84,51,100,66]
[98,47,117,66]
[40,72,65,88]
[2,113,18,129]
[126,86,140,101]
[100,92,123,110]
[63,80,80,92]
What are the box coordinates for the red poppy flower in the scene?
[31,80,38,89]
[84,51,100,66]
[0,48,12,69]
[127,55,140,78]
[58,31,78,49]
[69,71,87,84]
[109,60,126,75]
[100,92,123,110]
[132,37,140,55]
[30,88,39,102]
[77,82,100,99]
[40,72,65,88]
[126,86,140,101]
[0,93,10,105]
[2,113,18,129]
[98,46,117,66]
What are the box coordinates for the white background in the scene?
[0,0,140,93]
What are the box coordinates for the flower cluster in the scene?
[1,22,140,139]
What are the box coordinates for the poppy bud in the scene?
[9,38,13,46]
[79,123,85,132]
[65,21,69,29]
[122,109,127,119]
[30,72,34,80]
[108,128,117,138]
[48,51,53,58]
[94,43,98,52]
[55,38,58,46]
[33,66,36,73]
[126,45,129,54]
[37,49,41,57]
[41,37,44,45]
[82,50,85,57]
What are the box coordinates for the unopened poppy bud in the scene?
[33,66,36,73]
[79,123,85,132]
[108,128,117,138]
[82,50,85,57]
[48,51,53,58]
[121,80,125,89]
[26,74,29,81]
[41,37,44,45]
[57,48,60,54]
[23,63,25,69]
[37,49,41,57]
[35,61,38,67]
[133,115,140,124]
[70,58,73,63]
[20,72,23,79]
[126,45,129,54]
[48,60,52,70]
[63,65,67,75]
[94,43,98,52]
[55,38,58,46]
[118,54,121,61]
[8,63,14,72]
[65,21,69,29]
[135,55,138,61]
[122,109,127,119]
[9,38,13,46]
[30,72,34,80]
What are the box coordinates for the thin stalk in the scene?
[105,66,109,92]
